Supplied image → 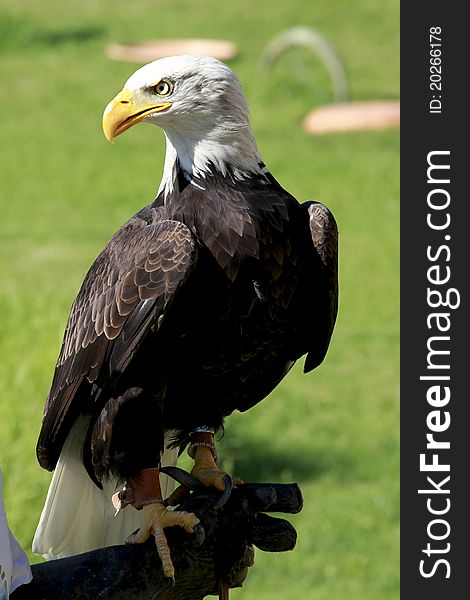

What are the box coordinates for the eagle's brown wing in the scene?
[302,201,339,373]
[37,215,197,471]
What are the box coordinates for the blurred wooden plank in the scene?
[106,39,238,63]
[303,100,400,134]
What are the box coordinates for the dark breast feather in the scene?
[163,178,261,283]
[164,170,338,383]
[36,214,198,471]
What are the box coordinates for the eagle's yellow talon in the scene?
[189,432,235,492]
[127,502,200,579]
[191,466,228,491]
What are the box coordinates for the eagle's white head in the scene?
[103,55,263,196]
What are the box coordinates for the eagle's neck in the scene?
[157,123,264,199]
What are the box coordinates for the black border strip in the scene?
[401,3,469,597]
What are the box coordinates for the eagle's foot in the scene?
[191,464,228,491]
[127,501,200,579]
[120,468,201,579]
[189,432,243,506]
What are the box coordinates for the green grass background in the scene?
[0,1,399,598]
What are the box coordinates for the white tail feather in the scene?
[33,416,178,559]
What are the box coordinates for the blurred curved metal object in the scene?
[260,26,349,102]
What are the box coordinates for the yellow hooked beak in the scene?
[102,88,172,142]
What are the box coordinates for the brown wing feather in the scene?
[37,216,197,470]
[302,201,339,373]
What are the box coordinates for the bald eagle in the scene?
[33,55,338,576]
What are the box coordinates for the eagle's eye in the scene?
[152,80,173,96]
